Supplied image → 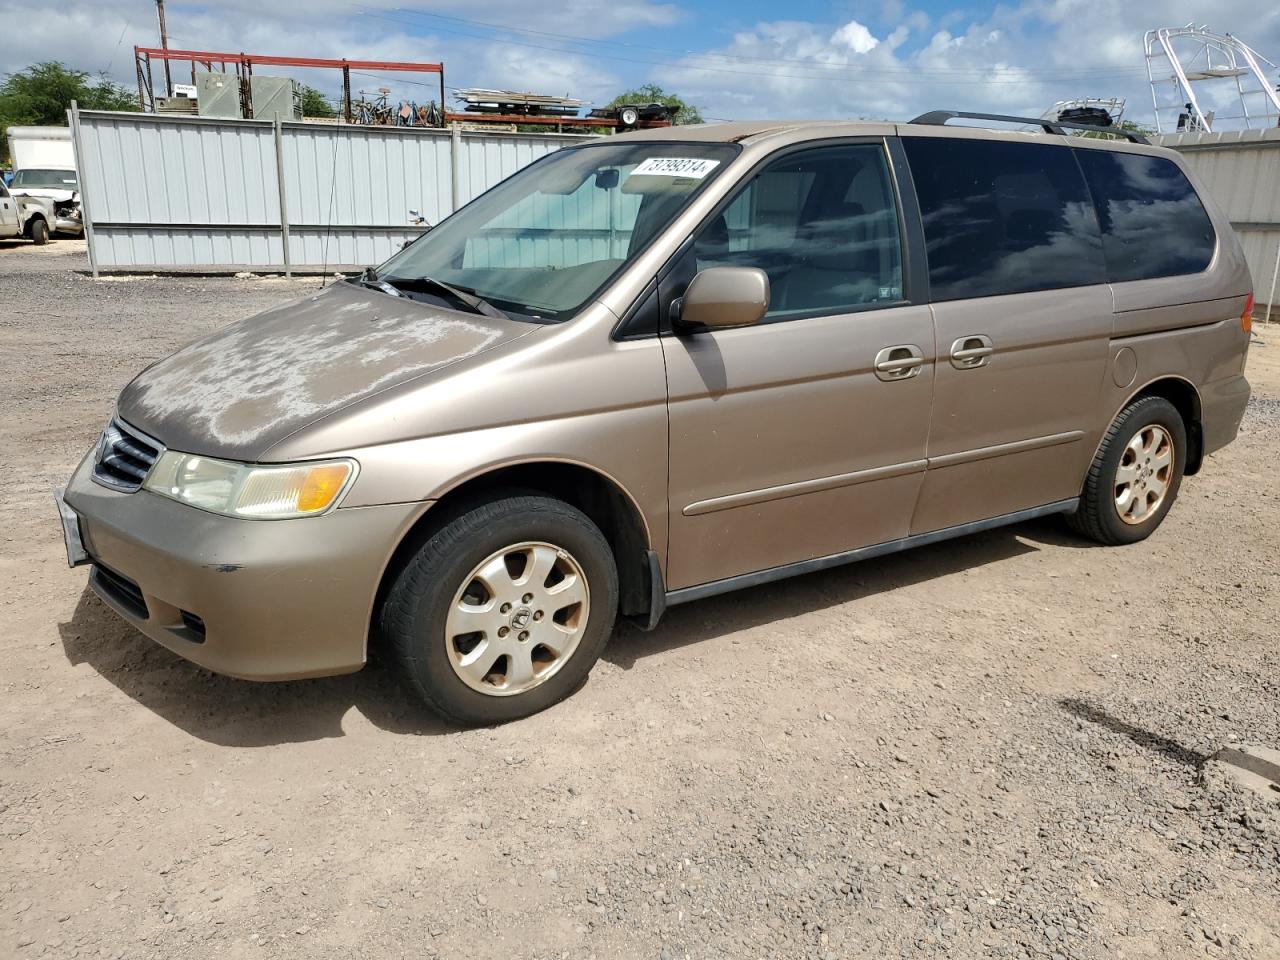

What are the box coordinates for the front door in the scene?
[0,185,19,237]
[663,141,935,591]
[898,133,1113,534]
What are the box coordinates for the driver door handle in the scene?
[874,344,925,381]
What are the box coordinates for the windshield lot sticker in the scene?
[630,157,721,179]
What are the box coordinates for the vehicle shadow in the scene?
[60,516,1075,747]
[606,517,1060,668]
[58,588,455,746]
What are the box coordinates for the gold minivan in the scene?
[57,113,1254,724]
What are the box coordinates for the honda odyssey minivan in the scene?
[57,112,1254,725]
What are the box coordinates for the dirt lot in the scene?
[3,241,1280,960]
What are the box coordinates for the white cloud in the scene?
[3,0,1278,131]
[831,20,880,54]
[658,1,1280,128]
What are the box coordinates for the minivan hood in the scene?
[117,281,536,461]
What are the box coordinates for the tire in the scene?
[380,494,619,725]
[29,218,49,245]
[1067,396,1187,545]
[619,106,640,127]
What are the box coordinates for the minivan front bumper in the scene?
[62,453,424,680]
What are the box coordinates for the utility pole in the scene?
[155,0,172,97]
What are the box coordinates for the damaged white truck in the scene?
[5,126,83,237]
[0,179,53,245]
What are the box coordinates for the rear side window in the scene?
[1074,150,1216,282]
[903,137,1105,301]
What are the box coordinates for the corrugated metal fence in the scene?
[1157,127,1280,320]
[69,107,594,275]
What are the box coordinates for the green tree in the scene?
[606,83,703,125]
[299,84,336,119]
[1,62,137,163]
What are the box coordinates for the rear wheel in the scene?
[28,218,49,245]
[380,494,618,725]
[1067,396,1187,545]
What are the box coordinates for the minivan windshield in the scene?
[377,141,739,321]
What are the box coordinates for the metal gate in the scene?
[68,106,595,275]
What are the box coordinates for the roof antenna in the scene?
[318,124,342,288]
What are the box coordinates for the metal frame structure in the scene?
[1145,25,1280,133]
[133,46,445,124]
[441,111,671,132]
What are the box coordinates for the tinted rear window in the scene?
[903,137,1105,301]
[1074,150,1216,283]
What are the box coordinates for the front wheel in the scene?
[1067,396,1187,545]
[380,494,618,725]
[29,219,49,245]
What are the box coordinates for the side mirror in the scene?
[676,267,770,330]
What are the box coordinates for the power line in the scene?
[103,15,135,75]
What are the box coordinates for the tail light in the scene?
[1241,292,1254,334]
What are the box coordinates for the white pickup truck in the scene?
[0,180,53,244]
[6,127,84,236]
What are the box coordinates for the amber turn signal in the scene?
[297,464,356,513]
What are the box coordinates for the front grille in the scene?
[91,563,148,620]
[92,418,163,493]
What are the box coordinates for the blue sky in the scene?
[3,1,1278,130]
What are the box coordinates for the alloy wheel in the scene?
[444,542,590,696]
[1114,424,1174,525]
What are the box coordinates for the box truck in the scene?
[6,126,82,236]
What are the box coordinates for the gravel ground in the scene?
[3,240,1279,960]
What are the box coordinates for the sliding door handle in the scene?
[950,335,994,369]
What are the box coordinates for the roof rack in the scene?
[909,110,1150,144]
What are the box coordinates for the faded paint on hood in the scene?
[117,280,536,461]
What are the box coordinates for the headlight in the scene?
[143,452,357,519]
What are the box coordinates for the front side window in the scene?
[379,142,739,321]
[1074,150,1216,282]
[692,143,904,319]
[903,137,1105,301]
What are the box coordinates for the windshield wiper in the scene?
[380,274,510,321]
